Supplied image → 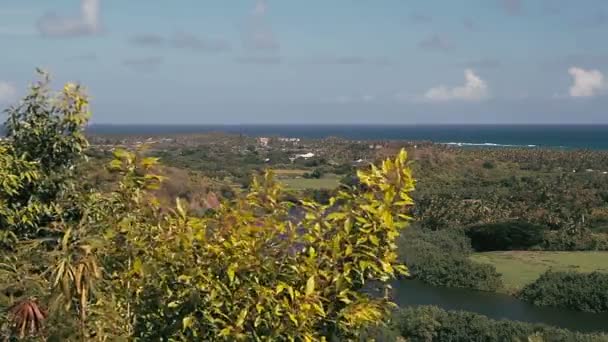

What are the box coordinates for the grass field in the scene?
[279,175,341,190]
[470,251,608,292]
[273,169,308,176]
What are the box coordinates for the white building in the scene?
[258,137,270,147]
[295,152,315,159]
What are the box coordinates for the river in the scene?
[391,279,608,333]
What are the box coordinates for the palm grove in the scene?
[0,73,415,340]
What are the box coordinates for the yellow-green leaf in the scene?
[182,316,194,331]
[227,263,237,283]
[305,275,315,296]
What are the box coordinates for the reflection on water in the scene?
[391,279,608,333]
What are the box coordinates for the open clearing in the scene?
[273,169,308,176]
[279,175,341,190]
[470,251,608,292]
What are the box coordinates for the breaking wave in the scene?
[443,142,537,148]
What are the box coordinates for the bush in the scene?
[401,228,472,256]
[304,168,323,179]
[340,172,360,188]
[399,229,503,292]
[543,230,608,251]
[519,271,608,313]
[482,160,495,169]
[466,221,546,251]
[405,245,503,291]
[332,163,354,175]
[362,306,607,342]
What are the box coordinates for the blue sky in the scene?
[0,0,607,124]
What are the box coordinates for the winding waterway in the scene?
[391,279,608,333]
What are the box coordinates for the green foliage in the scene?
[110,149,415,340]
[466,221,547,252]
[412,146,608,245]
[340,172,360,189]
[362,306,607,342]
[398,229,503,291]
[482,160,495,169]
[0,71,105,339]
[542,229,608,251]
[304,168,324,179]
[401,228,472,256]
[4,70,89,174]
[519,271,608,313]
[0,70,91,238]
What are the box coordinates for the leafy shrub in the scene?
[519,271,608,313]
[362,306,607,342]
[542,230,608,251]
[401,228,472,256]
[482,160,495,169]
[405,245,503,291]
[340,172,360,188]
[399,229,503,291]
[332,163,354,175]
[304,168,323,179]
[466,221,546,251]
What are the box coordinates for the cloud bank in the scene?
[568,67,604,97]
[425,69,489,102]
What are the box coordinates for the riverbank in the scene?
[391,279,608,333]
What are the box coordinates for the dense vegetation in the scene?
[0,73,416,340]
[399,228,503,291]
[519,271,608,313]
[466,221,546,252]
[409,147,608,251]
[363,306,608,341]
[95,122,608,252]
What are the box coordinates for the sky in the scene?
[0,0,607,124]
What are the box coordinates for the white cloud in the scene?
[242,0,279,51]
[568,67,604,97]
[37,0,101,37]
[252,0,268,16]
[424,69,489,102]
[0,81,17,104]
[362,95,375,102]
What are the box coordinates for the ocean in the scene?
[87,124,608,150]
